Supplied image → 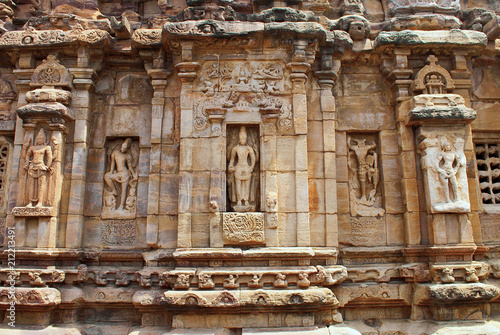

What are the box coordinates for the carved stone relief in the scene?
[347,134,385,217]
[100,220,137,246]
[227,125,259,212]
[31,54,72,88]
[222,212,265,245]
[101,138,139,219]
[413,55,455,95]
[385,0,460,17]
[0,77,16,120]
[0,141,10,214]
[14,128,61,216]
[193,60,292,133]
[418,134,470,213]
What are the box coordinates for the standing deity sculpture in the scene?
[436,137,460,204]
[347,135,384,217]
[227,126,259,212]
[418,135,470,213]
[102,138,139,219]
[24,129,53,208]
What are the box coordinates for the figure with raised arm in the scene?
[104,138,136,210]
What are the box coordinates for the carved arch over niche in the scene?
[31,55,72,89]
[413,55,455,94]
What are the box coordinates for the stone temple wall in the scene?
[0,0,499,334]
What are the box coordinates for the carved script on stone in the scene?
[347,135,385,216]
[222,212,265,245]
[100,220,137,246]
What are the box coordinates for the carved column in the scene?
[140,50,171,248]
[381,48,420,246]
[12,55,73,248]
[288,39,312,247]
[64,49,98,249]
[176,41,199,248]
[315,48,340,247]
[8,52,33,247]
[208,108,226,248]
[260,109,280,247]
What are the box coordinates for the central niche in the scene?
[226,125,260,212]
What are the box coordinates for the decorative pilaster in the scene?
[315,48,341,247]
[140,49,171,248]
[288,39,312,247]
[176,41,199,248]
[64,51,98,249]
[13,55,73,248]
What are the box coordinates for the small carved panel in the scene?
[101,138,139,219]
[340,217,386,246]
[385,0,460,17]
[347,134,385,217]
[31,55,72,89]
[418,134,470,213]
[413,55,454,94]
[192,60,293,133]
[100,220,137,246]
[222,212,265,245]
[227,125,260,212]
[0,77,16,120]
[195,61,286,95]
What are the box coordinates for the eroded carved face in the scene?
[239,129,247,145]
[349,21,366,40]
[35,131,46,145]
[121,141,129,153]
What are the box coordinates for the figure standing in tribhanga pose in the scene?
[25,129,52,207]
[104,138,137,211]
[436,137,460,203]
[228,126,256,212]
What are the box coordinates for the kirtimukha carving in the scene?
[102,138,139,219]
[347,135,385,216]
[418,135,470,213]
[227,126,259,212]
[174,274,191,290]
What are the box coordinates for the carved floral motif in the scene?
[100,220,137,246]
[222,212,265,245]
[31,55,72,88]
